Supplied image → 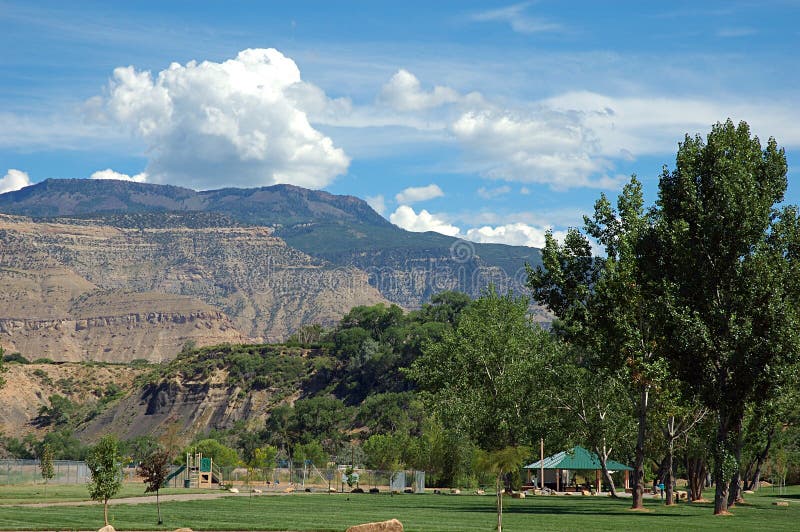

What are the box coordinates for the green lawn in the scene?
[0,487,798,531]
[0,483,211,504]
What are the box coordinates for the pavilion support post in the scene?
[556,469,560,492]
[624,470,630,490]
[596,469,601,494]
[540,438,545,490]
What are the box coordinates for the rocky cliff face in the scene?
[0,214,387,362]
[79,368,283,441]
[0,179,544,311]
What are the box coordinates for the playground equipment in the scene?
[184,452,222,488]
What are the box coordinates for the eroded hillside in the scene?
[0,214,387,362]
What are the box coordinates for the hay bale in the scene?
[345,518,404,532]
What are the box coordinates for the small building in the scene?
[523,446,632,492]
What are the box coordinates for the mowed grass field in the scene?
[0,485,798,531]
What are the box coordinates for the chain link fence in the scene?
[0,459,425,494]
[0,460,141,485]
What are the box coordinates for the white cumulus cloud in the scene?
[465,223,568,249]
[0,169,31,194]
[451,108,624,189]
[395,184,445,204]
[89,48,349,190]
[380,69,464,111]
[390,205,460,236]
[90,168,148,182]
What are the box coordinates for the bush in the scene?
[3,352,30,364]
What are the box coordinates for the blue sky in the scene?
[1,0,798,247]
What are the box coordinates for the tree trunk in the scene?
[728,418,744,507]
[157,489,162,524]
[496,473,503,532]
[665,439,675,505]
[595,445,619,498]
[631,385,648,509]
[745,427,774,491]
[713,412,736,515]
[687,456,706,502]
[104,499,109,525]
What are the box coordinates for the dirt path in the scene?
[0,491,256,508]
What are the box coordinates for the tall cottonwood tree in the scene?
[649,120,800,515]
[529,177,662,510]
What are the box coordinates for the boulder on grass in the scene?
[581,490,591,496]
[475,489,486,495]
[346,519,404,532]
[174,529,194,532]
[774,501,790,506]
[450,489,461,495]
[511,492,525,499]
[228,487,239,493]
[98,526,115,532]
[284,486,295,493]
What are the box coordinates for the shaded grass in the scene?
[0,488,798,531]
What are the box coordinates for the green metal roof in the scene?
[523,446,632,471]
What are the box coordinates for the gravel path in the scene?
[0,491,266,508]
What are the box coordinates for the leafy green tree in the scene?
[36,394,76,426]
[292,440,327,468]
[124,435,161,463]
[264,404,293,451]
[650,120,800,514]
[138,449,170,525]
[409,288,555,452]
[528,176,663,509]
[290,396,351,453]
[363,432,408,493]
[188,438,240,467]
[474,446,530,532]
[86,434,123,526]
[356,392,424,437]
[546,361,635,497]
[39,443,55,496]
[250,445,278,482]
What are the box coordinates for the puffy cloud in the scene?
[395,183,445,204]
[465,222,568,249]
[390,205,460,236]
[365,194,386,215]
[477,185,511,199]
[452,108,623,189]
[0,169,31,194]
[90,48,349,190]
[379,69,463,111]
[90,168,148,182]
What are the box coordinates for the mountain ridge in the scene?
[0,178,544,309]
